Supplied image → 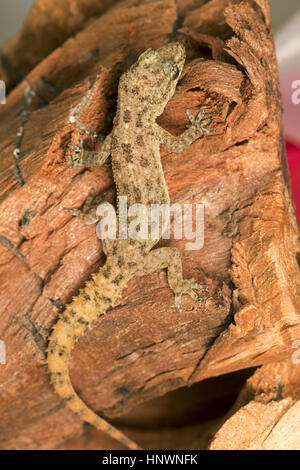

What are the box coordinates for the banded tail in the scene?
[47,269,141,450]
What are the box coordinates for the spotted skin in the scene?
[47,42,214,450]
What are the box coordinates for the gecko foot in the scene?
[67,206,99,224]
[186,107,215,134]
[65,139,85,167]
[66,189,105,224]
[173,278,208,311]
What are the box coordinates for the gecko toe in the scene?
[201,117,214,126]
[186,109,196,124]
[69,208,81,217]
[173,278,208,309]
[189,291,200,302]
[174,295,183,311]
[194,283,208,291]
[68,144,78,151]
[196,107,206,120]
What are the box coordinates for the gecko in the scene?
[47,42,214,450]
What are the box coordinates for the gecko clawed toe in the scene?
[186,107,215,134]
[173,278,208,311]
[48,42,215,451]
[65,139,86,167]
[66,189,105,224]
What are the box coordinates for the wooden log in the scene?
[0,0,299,450]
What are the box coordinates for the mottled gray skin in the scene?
[47,42,214,451]
[69,42,214,308]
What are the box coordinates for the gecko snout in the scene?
[158,42,186,72]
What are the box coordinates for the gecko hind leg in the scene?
[68,190,105,225]
[133,247,208,311]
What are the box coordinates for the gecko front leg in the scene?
[132,247,208,311]
[154,107,215,153]
[66,132,112,167]
[65,132,112,222]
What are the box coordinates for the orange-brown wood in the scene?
[0,0,299,450]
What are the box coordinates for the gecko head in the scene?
[123,42,186,114]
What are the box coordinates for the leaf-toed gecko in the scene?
[47,42,214,450]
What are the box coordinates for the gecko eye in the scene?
[170,65,180,80]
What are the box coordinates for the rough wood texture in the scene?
[0,0,299,450]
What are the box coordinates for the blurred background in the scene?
[0,0,299,216]
[0,0,299,43]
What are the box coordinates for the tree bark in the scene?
[0,0,299,450]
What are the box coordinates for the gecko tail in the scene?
[48,362,141,450]
[47,341,142,450]
[47,273,142,450]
